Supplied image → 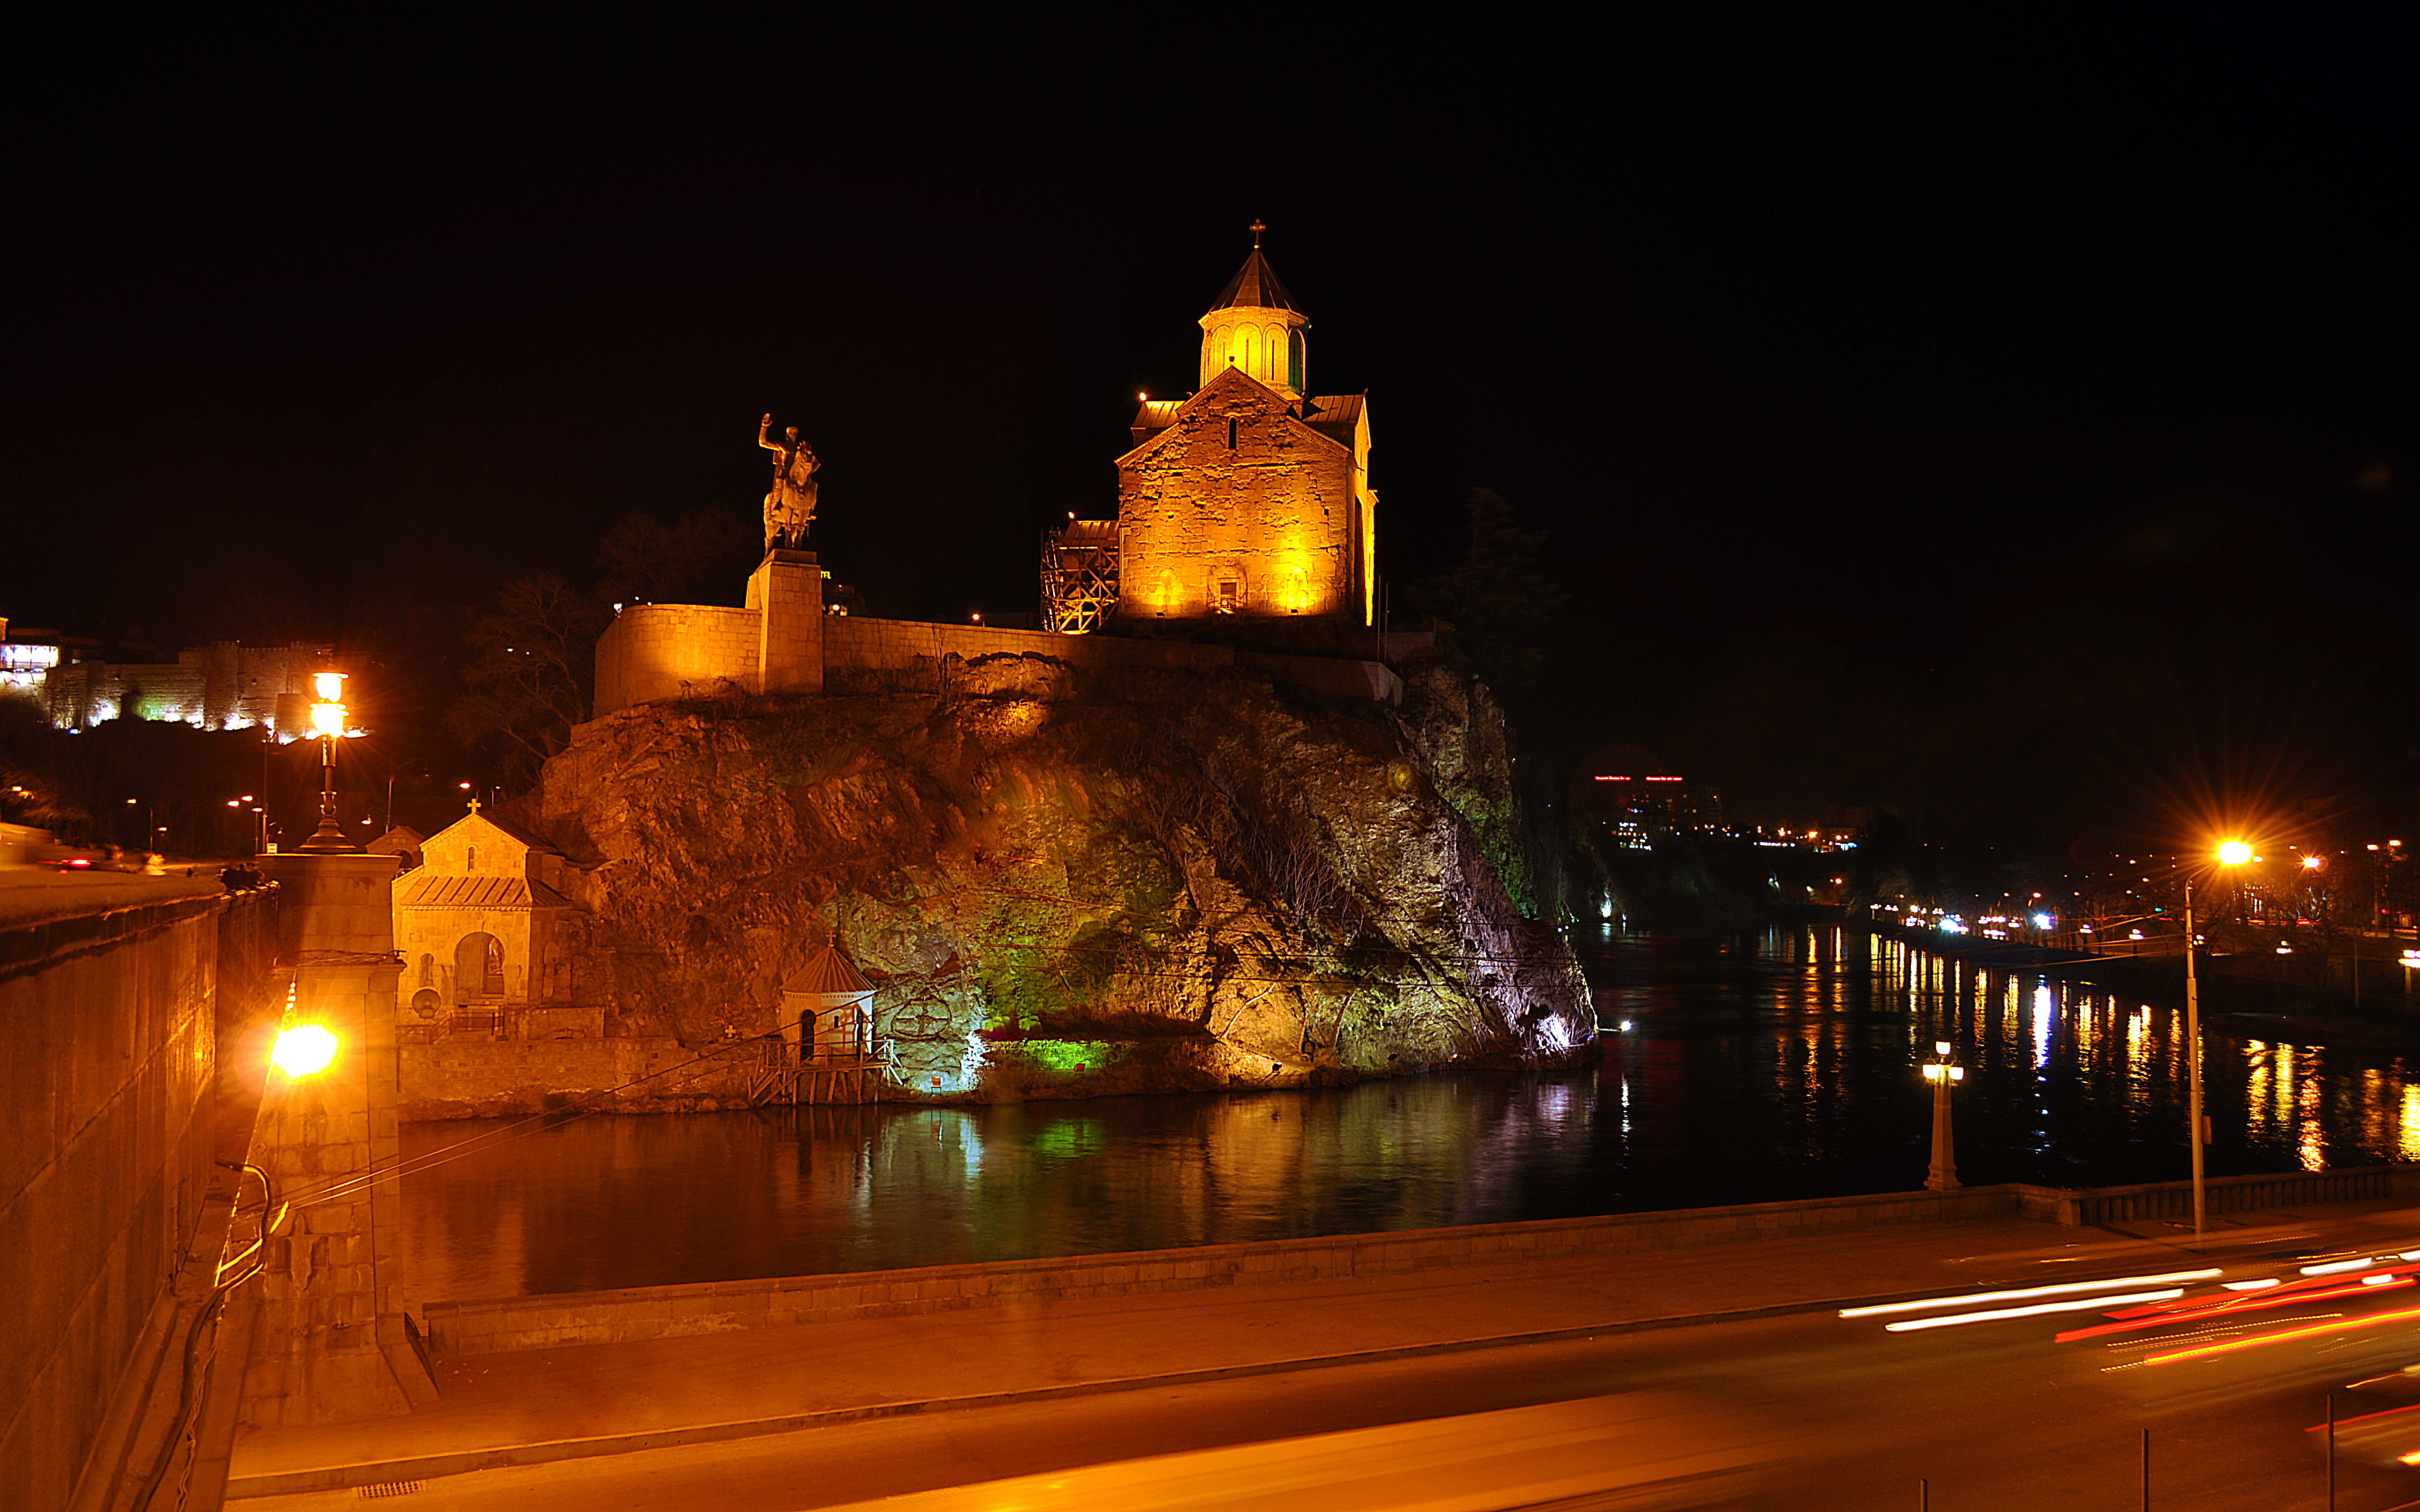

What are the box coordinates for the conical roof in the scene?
[1209,248,1297,313]
[783,945,874,996]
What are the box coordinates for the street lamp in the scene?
[270,1023,339,1078]
[296,671,357,854]
[2184,840,2254,1247]
[1921,1040,1964,1192]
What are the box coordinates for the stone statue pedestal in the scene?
[748,550,825,696]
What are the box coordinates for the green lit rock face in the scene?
[523,654,1592,1100]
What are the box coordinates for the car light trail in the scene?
[2054,1279,2414,1342]
[2107,1264,2420,1319]
[2304,1400,2420,1434]
[2222,1279,2282,1291]
[2302,1257,2387,1276]
[2143,1301,2420,1366]
[1884,1290,2184,1333]
[1839,1269,2220,1319]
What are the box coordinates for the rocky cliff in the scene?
[517,653,1594,1100]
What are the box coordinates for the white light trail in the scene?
[1840,1269,2221,1319]
[1884,1289,2186,1333]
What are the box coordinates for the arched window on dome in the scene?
[1266,324,1286,381]
[1287,329,1304,390]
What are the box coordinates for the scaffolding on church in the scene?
[1040,518,1120,635]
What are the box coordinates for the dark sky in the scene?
[5,15,2412,844]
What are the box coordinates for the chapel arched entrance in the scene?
[453,931,505,1005]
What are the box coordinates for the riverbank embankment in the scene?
[1867,919,2420,1047]
[225,1167,2420,1500]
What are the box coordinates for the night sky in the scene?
[5,16,2412,847]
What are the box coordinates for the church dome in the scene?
[1199,222,1310,398]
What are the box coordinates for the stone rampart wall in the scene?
[821,617,1224,674]
[593,605,759,716]
[423,1185,2018,1354]
[599,604,1411,718]
[0,883,279,1512]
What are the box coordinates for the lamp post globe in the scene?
[2183,839,2254,1247]
[1922,1040,1965,1192]
[296,672,359,854]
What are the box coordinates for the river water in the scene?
[396,926,2420,1302]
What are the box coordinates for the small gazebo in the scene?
[779,946,876,1062]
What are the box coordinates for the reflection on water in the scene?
[397,927,2420,1301]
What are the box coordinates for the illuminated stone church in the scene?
[599,228,1411,718]
[1046,229,1377,633]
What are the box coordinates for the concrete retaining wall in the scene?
[423,1185,2015,1355]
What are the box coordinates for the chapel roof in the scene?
[1125,389,1364,454]
[783,945,875,996]
[1208,248,1297,314]
[426,806,558,855]
[395,873,572,910]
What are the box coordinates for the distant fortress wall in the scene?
[34,640,323,732]
[592,553,1422,718]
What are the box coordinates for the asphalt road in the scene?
[0,860,229,927]
[235,1233,2420,1512]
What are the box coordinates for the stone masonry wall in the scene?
[601,606,1408,718]
[398,1036,761,1120]
[593,605,759,715]
[1118,366,1360,621]
[0,884,266,1512]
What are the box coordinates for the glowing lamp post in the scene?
[270,1023,339,1078]
[2184,840,2253,1246]
[296,671,358,854]
[1921,1040,1964,1192]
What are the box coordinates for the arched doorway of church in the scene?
[454,931,505,1003]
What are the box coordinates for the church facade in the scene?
[1055,234,1378,631]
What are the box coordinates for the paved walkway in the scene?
[221,1195,2420,1498]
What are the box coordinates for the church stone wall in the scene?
[1117,370,1361,623]
[593,604,759,716]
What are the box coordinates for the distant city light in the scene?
[2300,856,2323,870]
[2032,913,2054,929]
